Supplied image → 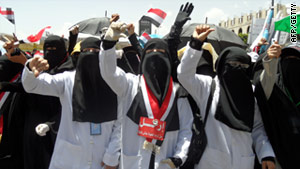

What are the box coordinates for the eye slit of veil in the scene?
[145,49,165,54]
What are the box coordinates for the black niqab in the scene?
[280,47,300,109]
[72,37,117,123]
[140,39,171,106]
[254,45,300,169]
[43,35,67,71]
[215,47,254,132]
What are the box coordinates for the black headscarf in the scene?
[72,37,117,123]
[254,45,300,168]
[140,39,171,106]
[215,46,254,132]
[43,35,67,71]
[279,46,300,109]
[196,50,216,77]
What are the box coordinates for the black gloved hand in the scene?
[174,2,194,28]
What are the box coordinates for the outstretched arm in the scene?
[100,22,138,97]
[167,2,194,82]
[22,57,66,97]
[260,42,281,99]
[127,23,143,58]
[68,25,79,55]
[177,25,215,107]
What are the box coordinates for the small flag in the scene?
[0,7,15,24]
[141,8,167,27]
[275,14,300,34]
[17,26,51,44]
[139,32,151,46]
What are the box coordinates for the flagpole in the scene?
[14,20,16,35]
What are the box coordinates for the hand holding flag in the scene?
[267,41,281,59]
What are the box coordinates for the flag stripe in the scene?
[145,12,164,25]
[0,10,14,15]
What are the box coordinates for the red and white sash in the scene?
[138,75,176,153]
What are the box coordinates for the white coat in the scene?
[177,45,275,169]
[22,66,121,169]
[99,45,193,169]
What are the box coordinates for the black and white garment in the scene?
[22,37,121,169]
[100,38,193,169]
[178,43,275,169]
[255,45,300,169]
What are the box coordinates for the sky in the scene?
[0,0,297,39]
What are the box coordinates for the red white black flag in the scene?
[141,8,167,27]
[0,7,15,24]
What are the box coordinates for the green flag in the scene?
[275,14,300,34]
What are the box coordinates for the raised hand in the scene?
[174,2,194,28]
[104,22,127,41]
[267,41,281,59]
[29,56,49,77]
[193,24,215,42]
[127,23,135,36]
[70,25,79,35]
[4,40,27,65]
[110,13,120,23]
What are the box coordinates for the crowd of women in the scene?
[0,2,299,169]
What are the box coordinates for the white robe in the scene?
[99,45,193,169]
[177,45,275,169]
[22,66,121,169]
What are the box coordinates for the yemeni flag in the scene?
[141,8,167,27]
[275,14,300,34]
[16,26,51,44]
[139,32,151,46]
[0,7,15,24]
